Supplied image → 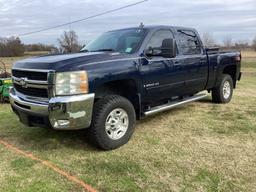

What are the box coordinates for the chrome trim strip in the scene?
[13,82,48,89]
[10,89,49,115]
[12,77,49,89]
[14,90,49,104]
[12,76,48,85]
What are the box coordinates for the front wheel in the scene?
[88,95,136,150]
[212,74,234,103]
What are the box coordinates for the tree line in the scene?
[25,43,57,52]
[202,32,256,50]
[0,30,82,57]
[0,31,256,57]
[0,37,25,57]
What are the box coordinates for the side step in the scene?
[144,94,208,116]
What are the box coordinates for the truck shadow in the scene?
[3,127,100,152]
[197,98,213,104]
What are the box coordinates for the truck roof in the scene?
[110,25,197,32]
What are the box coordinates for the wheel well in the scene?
[223,65,237,88]
[94,79,141,119]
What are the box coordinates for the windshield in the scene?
[81,28,147,54]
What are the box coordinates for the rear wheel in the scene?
[88,95,136,150]
[212,74,233,103]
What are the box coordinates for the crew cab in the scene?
[10,25,242,150]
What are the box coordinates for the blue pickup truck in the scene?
[10,25,242,150]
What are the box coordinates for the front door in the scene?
[140,29,186,103]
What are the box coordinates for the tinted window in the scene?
[177,30,201,55]
[146,30,174,55]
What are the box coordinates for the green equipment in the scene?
[0,60,12,102]
[0,78,12,102]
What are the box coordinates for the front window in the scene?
[81,28,147,54]
[145,29,175,55]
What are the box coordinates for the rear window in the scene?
[177,30,202,55]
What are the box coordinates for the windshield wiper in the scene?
[80,49,89,53]
[92,49,116,52]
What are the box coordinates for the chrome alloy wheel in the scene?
[223,81,231,99]
[105,108,129,140]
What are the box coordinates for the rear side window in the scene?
[177,30,202,55]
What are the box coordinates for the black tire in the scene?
[88,95,136,150]
[212,74,234,103]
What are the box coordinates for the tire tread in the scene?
[89,95,136,150]
[212,74,233,103]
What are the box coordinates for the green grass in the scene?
[0,145,82,192]
[0,52,255,191]
[242,60,256,68]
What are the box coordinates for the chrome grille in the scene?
[12,69,52,99]
[12,69,48,81]
[14,84,48,98]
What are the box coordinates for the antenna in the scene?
[139,22,145,28]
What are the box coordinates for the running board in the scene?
[144,94,208,116]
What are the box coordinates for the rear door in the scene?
[175,29,208,94]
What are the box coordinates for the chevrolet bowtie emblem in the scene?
[19,77,28,88]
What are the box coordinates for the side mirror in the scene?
[161,38,176,58]
[145,47,161,57]
[145,47,154,56]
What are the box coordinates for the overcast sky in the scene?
[0,0,256,45]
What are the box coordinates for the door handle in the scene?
[200,59,205,63]
[173,61,180,66]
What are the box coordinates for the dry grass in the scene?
[0,51,255,191]
[241,50,256,69]
[241,50,256,58]
[0,51,48,73]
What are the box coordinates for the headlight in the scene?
[55,71,88,96]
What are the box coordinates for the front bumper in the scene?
[9,87,95,130]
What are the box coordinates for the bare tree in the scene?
[223,35,233,49]
[202,32,217,47]
[252,36,256,51]
[25,43,57,52]
[0,36,24,57]
[58,30,82,53]
[234,39,250,50]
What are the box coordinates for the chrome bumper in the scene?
[9,87,95,130]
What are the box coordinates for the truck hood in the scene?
[13,52,133,72]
